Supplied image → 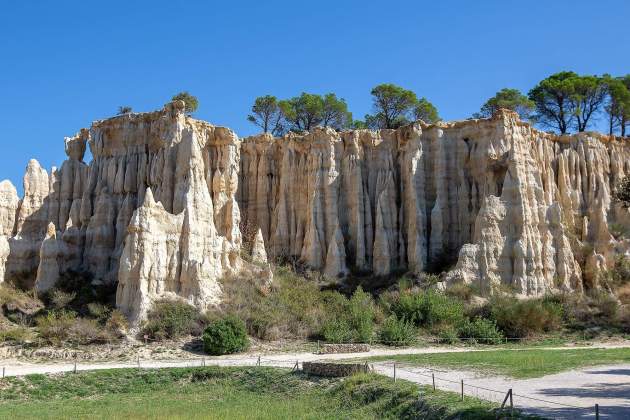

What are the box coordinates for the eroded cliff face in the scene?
[238,110,630,296]
[0,107,628,323]
[0,102,246,322]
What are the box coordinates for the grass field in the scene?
[362,347,630,378]
[0,366,534,419]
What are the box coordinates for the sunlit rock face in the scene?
[238,110,630,296]
[0,102,245,322]
[1,106,628,323]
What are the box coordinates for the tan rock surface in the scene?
[1,106,629,320]
[251,228,268,264]
[239,110,630,296]
[34,223,61,293]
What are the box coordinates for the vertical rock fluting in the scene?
[239,111,630,296]
[1,106,628,321]
[0,102,245,322]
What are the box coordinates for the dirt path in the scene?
[372,362,630,419]
[1,345,629,419]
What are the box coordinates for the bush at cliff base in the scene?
[203,315,249,355]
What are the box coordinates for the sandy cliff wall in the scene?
[0,102,245,322]
[0,107,628,323]
[238,110,630,296]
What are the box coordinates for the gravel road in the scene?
[2,345,629,419]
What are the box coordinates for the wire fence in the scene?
[379,361,604,418]
[0,354,608,418]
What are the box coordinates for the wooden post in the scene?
[73,362,77,374]
[257,356,261,367]
[595,404,599,420]
[432,373,435,391]
[393,363,396,382]
[2,367,4,378]
[461,380,464,401]
[509,388,513,417]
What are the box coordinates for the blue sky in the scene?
[1,0,629,193]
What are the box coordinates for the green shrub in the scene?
[437,326,459,344]
[36,310,114,345]
[35,310,76,345]
[613,175,630,206]
[378,315,416,346]
[171,91,199,114]
[219,267,378,343]
[105,310,128,336]
[347,287,375,343]
[0,284,43,315]
[203,315,249,355]
[446,283,476,302]
[391,289,464,330]
[319,287,375,343]
[457,317,503,344]
[488,296,563,337]
[48,289,76,309]
[218,267,331,340]
[87,302,111,321]
[588,292,619,322]
[322,318,353,343]
[0,326,34,344]
[607,256,630,287]
[142,299,203,340]
[67,317,107,344]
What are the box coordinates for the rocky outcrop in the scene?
[251,228,268,264]
[1,106,628,322]
[34,223,61,293]
[0,102,248,322]
[239,110,630,296]
[0,180,19,284]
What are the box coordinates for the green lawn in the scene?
[363,347,630,378]
[0,366,534,419]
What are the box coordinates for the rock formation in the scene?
[0,102,249,322]
[0,106,628,323]
[251,228,268,264]
[238,110,630,296]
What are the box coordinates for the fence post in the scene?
[509,388,513,417]
[595,404,599,420]
[461,380,464,401]
[257,356,261,367]
[2,367,4,378]
[432,373,435,391]
[393,363,396,382]
[73,362,77,374]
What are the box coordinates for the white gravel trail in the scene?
[1,345,629,419]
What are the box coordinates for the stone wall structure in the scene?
[0,106,628,323]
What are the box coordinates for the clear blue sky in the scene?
[1,0,629,194]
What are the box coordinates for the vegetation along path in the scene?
[2,344,630,419]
